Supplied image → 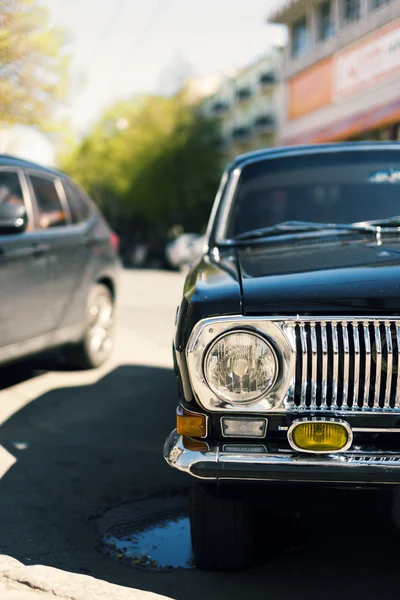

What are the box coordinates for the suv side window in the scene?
[63,181,91,224]
[0,171,25,208]
[29,174,67,229]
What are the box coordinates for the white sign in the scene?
[333,24,400,100]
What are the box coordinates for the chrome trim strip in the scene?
[352,322,360,409]
[300,323,308,407]
[396,326,400,409]
[364,323,372,409]
[310,323,318,409]
[321,322,328,409]
[332,324,339,409]
[287,418,353,454]
[164,430,400,482]
[342,324,350,409]
[385,322,393,409]
[374,325,382,409]
[214,167,241,242]
[280,426,400,433]
[352,427,400,433]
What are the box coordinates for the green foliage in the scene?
[0,0,70,130]
[58,92,223,236]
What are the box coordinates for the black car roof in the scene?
[228,141,400,171]
[0,154,65,178]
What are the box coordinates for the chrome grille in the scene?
[293,320,400,412]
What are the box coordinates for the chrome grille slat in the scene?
[293,318,400,413]
[300,324,308,407]
[352,322,360,409]
[342,324,350,409]
[384,322,393,409]
[321,323,328,409]
[364,323,372,408]
[310,324,318,409]
[374,325,382,409]
[331,325,339,409]
[396,326,400,408]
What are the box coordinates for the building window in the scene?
[236,87,253,102]
[292,16,310,58]
[259,71,277,86]
[370,0,389,9]
[342,0,362,22]
[232,126,252,141]
[318,1,335,40]
[212,100,230,114]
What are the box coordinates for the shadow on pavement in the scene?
[0,364,398,600]
[0,362,44,391]
[0,350,81,391]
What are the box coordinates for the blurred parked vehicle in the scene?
[0,154,121,369]
[165,233,205,270]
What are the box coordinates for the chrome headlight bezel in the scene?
[186,316,297,413]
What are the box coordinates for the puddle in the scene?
[103,515,193,571]
[94,490,193,572]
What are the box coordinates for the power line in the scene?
[121,0,168,64]
[87,0,128,71]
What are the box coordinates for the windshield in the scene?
[226,151,400,239]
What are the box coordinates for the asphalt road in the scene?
[0,270,399,600]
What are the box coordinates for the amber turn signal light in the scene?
[288,420,352,453]
[176,406,207,438]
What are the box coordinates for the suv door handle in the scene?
[32,243,50,258]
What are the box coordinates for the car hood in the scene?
[237,237,400,315]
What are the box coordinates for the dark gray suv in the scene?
[0,154,121,369]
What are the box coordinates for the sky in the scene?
[4,0,286,164]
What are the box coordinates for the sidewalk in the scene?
[0,556,170,600]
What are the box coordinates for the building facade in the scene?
[269,0,400,145]
[200,49,283,161]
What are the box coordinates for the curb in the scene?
[0,556,171,600]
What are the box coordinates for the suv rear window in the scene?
[0,171,24,207]
[30,174,67,229]
[63,181,91,224]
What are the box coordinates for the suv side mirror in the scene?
[0,204,28,234]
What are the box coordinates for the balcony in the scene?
[259,71,277,86]
[253,114,276,133]
[231,125,253,141]
[211,100,231,114]
[236,87,253,102]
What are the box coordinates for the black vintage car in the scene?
[164,142,400,571]
[0,155,120,369]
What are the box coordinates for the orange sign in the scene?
[333,20,400,100]
[288,57,333,120]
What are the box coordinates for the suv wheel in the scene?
[189,483,254,571]
[63,283,114,370]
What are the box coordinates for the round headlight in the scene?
[204,330,278,405]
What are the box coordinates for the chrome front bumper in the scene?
[164,430,400,485]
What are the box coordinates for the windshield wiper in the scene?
[361,215,400,228]
[233,220,377,241]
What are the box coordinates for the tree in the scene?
[58,92,223,240]
[0,0,70,130]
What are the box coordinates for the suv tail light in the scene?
[110,232,119,252]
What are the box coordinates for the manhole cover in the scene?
[93,490,194,572]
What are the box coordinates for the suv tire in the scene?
[63,283,114,370]
[189,483,253,571]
